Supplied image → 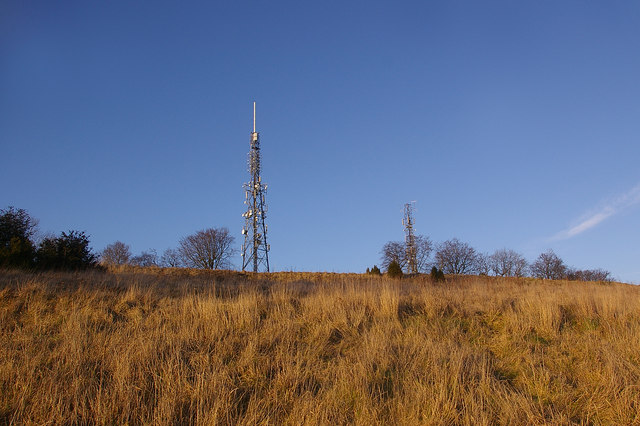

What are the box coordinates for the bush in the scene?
[387,260,403,278]
[0,207,37,268]
[1,236,36,269]
[430,266,445,282]
[35,231,98,270]
[367,265,381,275]
[567,268,612,282]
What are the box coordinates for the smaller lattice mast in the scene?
[403,202,417,274]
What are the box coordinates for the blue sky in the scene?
[2,1,639,283]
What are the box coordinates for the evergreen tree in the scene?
[35,230,98,270]
[430,266,445,282]
[0,207,37,268]
[387,260,403,278]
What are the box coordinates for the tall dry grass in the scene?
[1,269,639,425]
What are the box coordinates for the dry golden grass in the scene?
[1,269,639,425]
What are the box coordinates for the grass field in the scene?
[1,269,639,425]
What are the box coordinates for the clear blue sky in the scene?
[2,1,639,283]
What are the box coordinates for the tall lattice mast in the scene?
[403,202,417,274]
[241,102,270,272]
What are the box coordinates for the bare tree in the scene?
[381,235,433,273]
[530,249,566,280]
[585,268,611,282]
[567,268,612,282]
[100,241,131,266]
[381,241,407,271]
[179,228,236,270]
[414,235,433,273]
[435,238,478,275]
[475,252,491,276]
[160,248,183,268]
[489,249,528,277]
[130,249,158,267]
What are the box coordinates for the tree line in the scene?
[0,207,97,270]
[0,206,236,271]
[379,236,611,282]
[100,228,235,269]
[1,206,612,281]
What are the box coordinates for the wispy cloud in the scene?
[552,183,640,240]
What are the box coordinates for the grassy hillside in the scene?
[1,269,639,424]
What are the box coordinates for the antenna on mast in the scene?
[253,101,256,133]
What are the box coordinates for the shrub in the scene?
[387,260,403,278]
[0,206,37,268]
[35,230,98,270]
[430,266,445,282]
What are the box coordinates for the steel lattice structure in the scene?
[403,202,417,274]
[241,102,270,272]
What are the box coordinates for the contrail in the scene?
[553,183,640,240]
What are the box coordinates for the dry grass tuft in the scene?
[1,269,639,424]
